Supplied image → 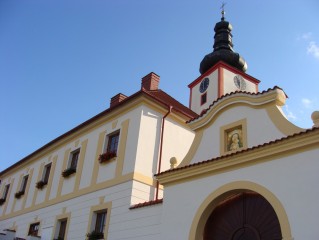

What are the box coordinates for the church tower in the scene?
[188,8,260,114]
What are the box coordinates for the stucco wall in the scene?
[190,70,218,114]
[160,148,319,240]
[189,105,286,164]
[0,180,162,240]
[223,68,256,94]
[135,106,194,177]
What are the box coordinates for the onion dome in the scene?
[199,9,248,74]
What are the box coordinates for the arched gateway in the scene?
[204,192,282,240]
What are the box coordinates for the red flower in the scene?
[98,151,116,163]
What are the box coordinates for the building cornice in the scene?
[188,61,260,89]
[187,87,287,130]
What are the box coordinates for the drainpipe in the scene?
[155,105,172,200]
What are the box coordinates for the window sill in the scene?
[61,168,76,178]
[36,180,48,190]
[98,152,117,164]
[86,231,104,240]
[15,191,25,199]
[99,156,116,164]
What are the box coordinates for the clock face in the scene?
[199,78,209,93]
[233,75,246,91]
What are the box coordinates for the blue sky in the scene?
[1,0,318,172]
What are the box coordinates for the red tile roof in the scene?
[187,86,285,123]
[144,89,198,118]
[155,127,319,177]
[129,198,163,209]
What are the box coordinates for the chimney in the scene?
[141,72,160,91]
[110,93,127,108]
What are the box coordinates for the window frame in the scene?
[2,184,10,200]
[105,131,120,154]
[201,92,207,105]
[28,222,40,237]
[57,218,67,239]
[20,175,29,193]
[43,163,52,184]
[69,149,80,170]
[53,212,71,240]
[86,202,112,240]
[15,175,28,198]
[36,163,52,189]
[94,210,107,234]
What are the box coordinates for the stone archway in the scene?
[204,191,282,240]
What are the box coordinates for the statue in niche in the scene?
[227,128,243,151]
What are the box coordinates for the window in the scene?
[15,175,28,198]
[43,163,52,184]
[28,222,40,236]
[98,131,120,163]
[2,184,10,200]
[106,131,120,154]
[57,219,67,239]
[53,213,71,240]
[36,163,52,189]
[70,149,80,170]
[95,210,107,234]
[0,184,10,205]
[62,149,80,178]
[20,175,29,193]
[201,92,207,105]
[87,202,111,239]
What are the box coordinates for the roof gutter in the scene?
[155,105,172,200]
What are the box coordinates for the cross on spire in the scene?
[221,2,226,20]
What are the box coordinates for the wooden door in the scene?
[204,192,282,240]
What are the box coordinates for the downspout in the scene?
[155,105,172,200]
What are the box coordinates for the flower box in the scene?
[98,151,116,164]
[61,167,76,178]
[36,180,48,189]
[15,191,25,199]
[86,231,104,240]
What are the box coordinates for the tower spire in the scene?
[199,7,247,74]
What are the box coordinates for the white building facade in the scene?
[1,14,319,240]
